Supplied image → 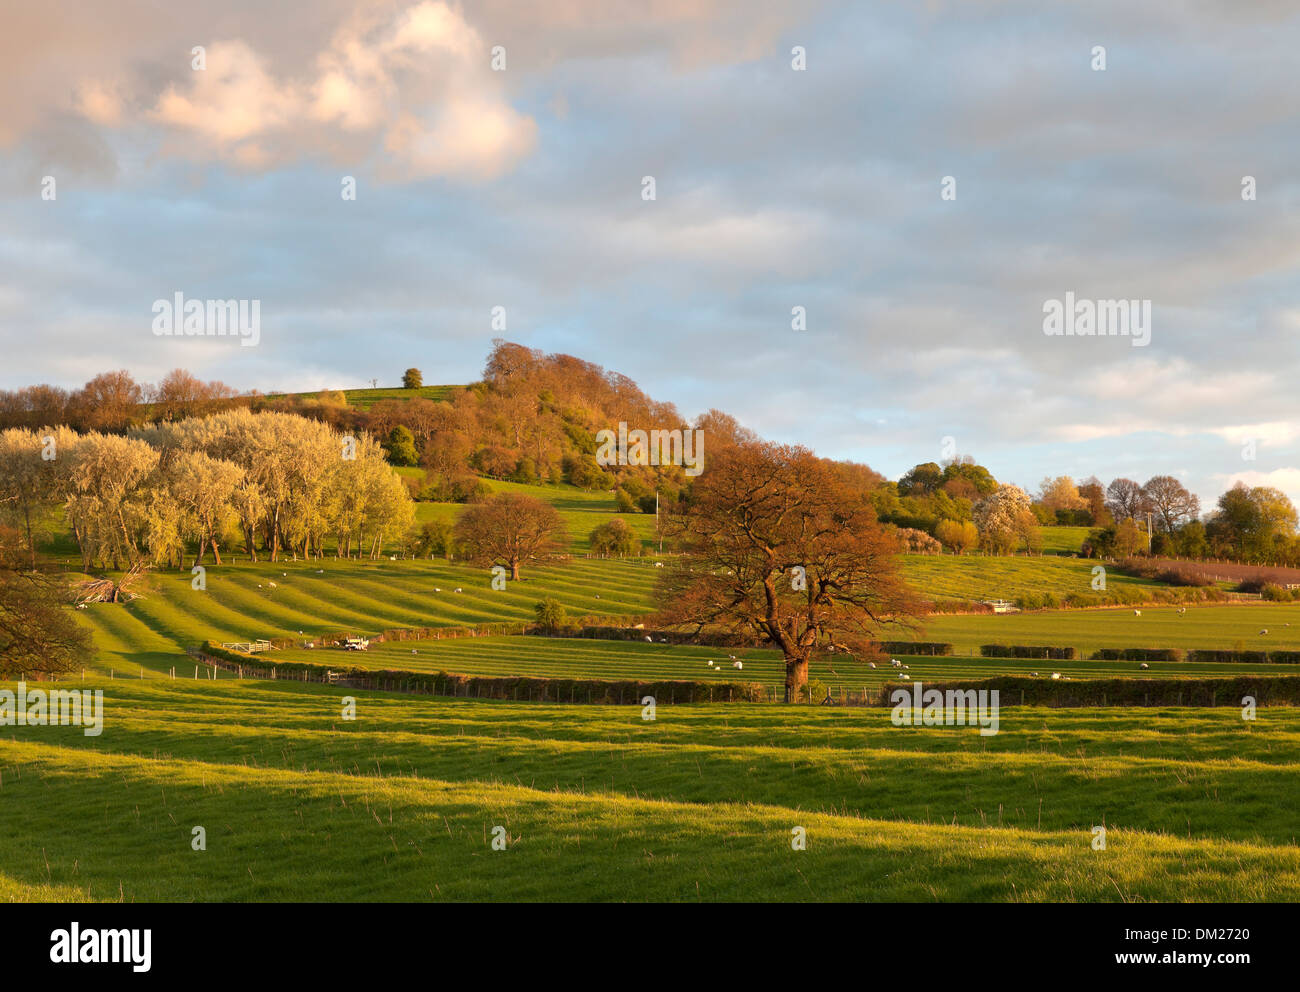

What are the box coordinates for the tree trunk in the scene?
[510,558,520,581]
[783,655,809,704]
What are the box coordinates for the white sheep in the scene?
[645,636,653,642]
[734,661,743,670]
[1134,609,1141,616]
[900,674,911,680]
[654,562,664,568]
[868,662,877,669]
[891,659,902,667]
[1051,672,1061,680]
[1030,672,1038,677]
[1260,629,1268,635]
[454,588,463,593]
[1139,663,1149,669]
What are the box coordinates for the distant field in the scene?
[2,678,1298,901]
[416,479,661,553]
[900,552,1161,603]
[923,603,1300,656]
[263,385,459,410]
[275,633,1292,691]
[75,558,658,678]
[1038,526,1090,555]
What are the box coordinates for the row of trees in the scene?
[0,410,413,571]
[0,369,242,433]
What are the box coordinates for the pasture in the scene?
[274,633,1294,691]
[2,678,1297,901]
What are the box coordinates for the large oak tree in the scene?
[656,440,924,702]
[453,491,564,580]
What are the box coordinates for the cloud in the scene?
[132,3,537,179]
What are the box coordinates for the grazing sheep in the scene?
[654,562,664,568]
[282,572,287,577]
[1134,609,1141,616]
[1260,629,1268,635]
[1051,672,1061,680]
[268,581,277,589]
[728,655,737,661]
[868,662,877,669]
[257,584,263,588]
[435,588,441,592]
[1030,672,1038,677]
[900,674,911,680]
[316,569,324,574]
[1139,663,1149,669]
[707,661,714,667]
[903,664,910,669]
[454,588,463,593]
[891,659,902,667]
[645,636,653,642]
[659,638,668,644]
[734,661,743,670]
[1177,607,1186,614]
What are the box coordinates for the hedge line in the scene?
[877,675,1300,707]
[1091,648,1182,662]
[877,641,954,656]
[979,644,1077,660]
[1186,649,1300,665]
[195,642,764,703]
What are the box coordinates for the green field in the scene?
[75,558,658,678]
[924,604,1300,657]
[274,633,1294,691]
[900,551,1160,603]
[2,678,1297,901]
[415,479,661,554]
[264,385,459,410]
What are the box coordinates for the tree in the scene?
[974,484,1038,554]
[534,598,567,630]
[384,426,419,467]
[1142,475,1200,533]
[589,517,640,557]
[402,368,423,389]
[656,440,924,703]
[898,462,943,496]
[1038,476,1085,514]
[1078,477,1110,526]
[452,492,564,579]
[935,518,978,554]
[0,540,93,678]
[1106,478,1148,522]
[76,370,143,431]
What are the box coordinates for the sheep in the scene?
[903,664,910,669]
[707,661,714,667]
[316,569,324,574]
[268,581,277,589]
[1177,607,1186,614]
[728,655,737,661]
[257,584,263,588]
[282,572,287,577]
[1134,609,1141,616]
[454,588,463,593]
[659,638,668,644]
[644,636,653,642]
[1051,672,1061,680]
[1030,672,1039,677]
[868,662,877,669]
[1260,629,1268,635]
[1139,663,1149,670]
[435,588,441,592]
[900,674,911,680]
[891,659,902,667]
[733,661,743,670]
[654,562,664,568]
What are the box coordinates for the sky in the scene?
[2,0,1298,509]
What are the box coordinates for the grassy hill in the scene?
[2,678,1298,901]
[265,385,459,410]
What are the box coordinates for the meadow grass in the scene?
[2,678,1296,901]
